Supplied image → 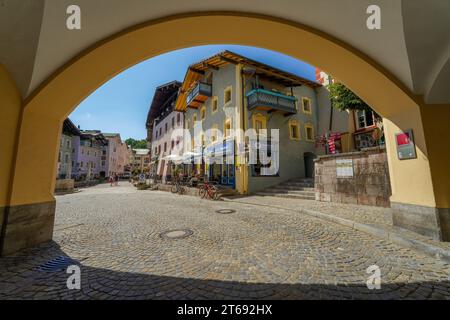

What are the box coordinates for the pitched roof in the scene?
[146,81,182,130]
[62,118,81,136]
[133,149,150,155]
[175,50,321,111]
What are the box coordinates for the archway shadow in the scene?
[0,241,448,300]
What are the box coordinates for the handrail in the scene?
[246,88,297,101]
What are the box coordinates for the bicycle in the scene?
[171,180,186,195]
[198,181,220,200]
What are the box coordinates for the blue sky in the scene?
[70,45,316,140]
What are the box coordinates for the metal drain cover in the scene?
[36,256,79,272]
[215,209,236,214]
[160,229,193,240]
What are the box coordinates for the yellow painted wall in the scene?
[7,13,446,210]
[0,64,22,207]
[420,104,450,208]
[383,109,436,208]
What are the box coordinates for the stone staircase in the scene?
[256,178,315,200]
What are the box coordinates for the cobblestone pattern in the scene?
[228,195,450,253]
[0,183,449,300]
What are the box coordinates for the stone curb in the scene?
[222,197,450,263]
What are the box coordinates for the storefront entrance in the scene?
[206,140,236,188]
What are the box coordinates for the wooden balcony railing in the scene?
[246,89,297,114]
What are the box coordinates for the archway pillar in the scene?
[384,104,450,241]
[1,110,61,256]
[0,64,23,256]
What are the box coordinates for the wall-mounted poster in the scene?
[395,129,417,160]
[336,159,354,178]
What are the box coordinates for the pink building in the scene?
[103,133,130,177]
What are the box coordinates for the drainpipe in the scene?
[328,75,334,132]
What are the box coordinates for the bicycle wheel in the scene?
[212,190,221,201]
[171,184,178,193]
[198,187,207,199]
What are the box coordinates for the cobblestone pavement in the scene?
[0,183,449,300]
[224,195,450,252]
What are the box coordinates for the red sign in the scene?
[396,133,410,146]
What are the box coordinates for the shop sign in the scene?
[395,129,417,160]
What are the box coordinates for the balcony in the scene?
[246,89,297,115]
[186,82,212,108]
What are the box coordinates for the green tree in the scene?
[327,82,381,120]
[125,138,148,149]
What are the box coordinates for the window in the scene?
[165,123,168,133]
[200,134,205,147]
[171,140,174,150]
[305,124,315,142]
[193,113,197,124]
[154,147,157,155]
[289,120,301,140]
[177,113,181,125]
[67,140,70,148]
[212,96,218,113]
[356,110,375,130]
[65,154,69,163]
[164,142,167,152]
[224,118,232,138]
[252,113,267,135]
[186,119,190,130]
[200,106,206,121]
[211,124,218,143]
[172,117,175,129]
[159,128,162,136]
[302,98,312,114]
[224,86,232,105]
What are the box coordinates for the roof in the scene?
[146,81,182,130]
[80,130,108,145]
[175,50,321,111]
[133,149,150,155]
[102,133,120,138]
[62,118,80,136]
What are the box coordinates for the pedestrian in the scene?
[115,173,119,186]
[109,175,114,187]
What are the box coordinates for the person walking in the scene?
[114,173,119,186]
[109,175,114,187]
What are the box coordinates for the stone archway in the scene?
[2,12,449,255]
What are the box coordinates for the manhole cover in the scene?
[160,229,194,240]
[215,209,236,214]
[36,256,79,272]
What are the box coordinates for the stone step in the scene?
[280,182,314,188]
[262,189,316,196]
[289,178,314,183]
[256,192,315,200]
[271,185,315,192]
